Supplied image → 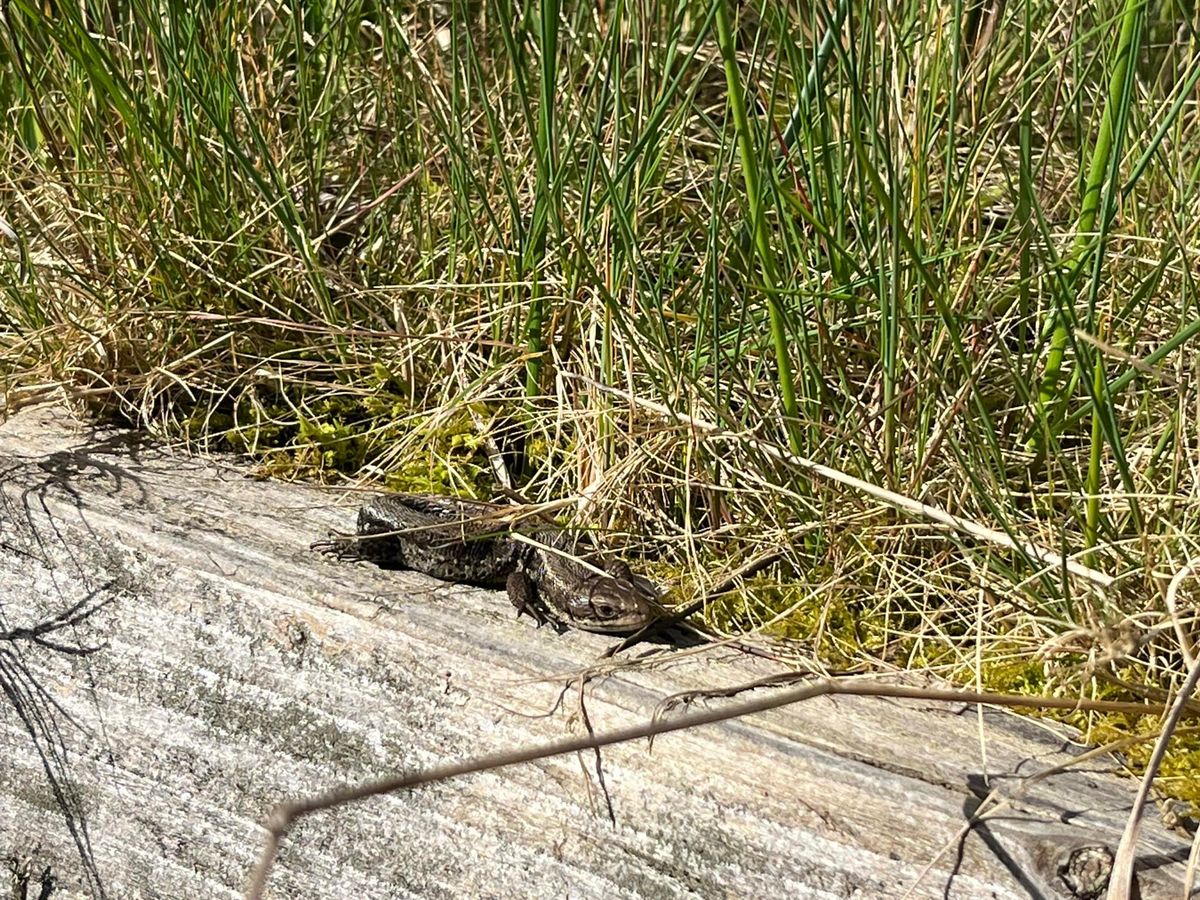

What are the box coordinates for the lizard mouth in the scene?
[573,614,656,634]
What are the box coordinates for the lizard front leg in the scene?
[505,570,564,632]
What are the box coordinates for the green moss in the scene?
[380,414,491,496]
[704,577,905,670]
[1154,741,1200,809]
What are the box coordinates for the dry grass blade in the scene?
[1186,827,1200,899]
[582,379,1115,589]
[244,677,1192,898]
[1073,328,1180,388]
[1165,559,1199,669]
[1107,559,1200,900]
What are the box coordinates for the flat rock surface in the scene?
[0,404,1193,899]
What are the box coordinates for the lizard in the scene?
[313,493,664,635]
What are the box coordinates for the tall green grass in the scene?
[5,0,1200,797]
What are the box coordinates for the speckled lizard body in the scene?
[314,493,662,634]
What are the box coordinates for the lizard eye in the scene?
[593,603,618,620]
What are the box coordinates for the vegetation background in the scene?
[3,0,1200,805]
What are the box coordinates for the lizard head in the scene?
[557,568,663,634]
